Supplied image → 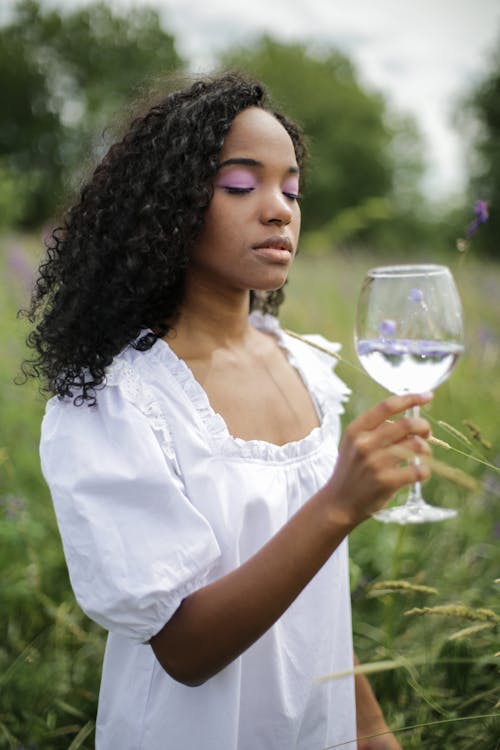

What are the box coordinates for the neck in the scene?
[168,273,255,351]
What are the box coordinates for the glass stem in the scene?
[405,405,425,508]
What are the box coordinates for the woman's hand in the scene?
[326,392,433,527]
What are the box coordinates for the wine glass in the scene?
[355,264,464,524]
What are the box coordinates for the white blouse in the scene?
[40,312,357,750]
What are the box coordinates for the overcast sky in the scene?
[5,0,500,200]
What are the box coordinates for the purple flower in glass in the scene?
[466,199,489,238]
[379,319,397,337]
[408,288,423,303]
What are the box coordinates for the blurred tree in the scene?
[0,16,63,226]
[463,35,500,257]
[219,36,428,249]
[0,0,184,227]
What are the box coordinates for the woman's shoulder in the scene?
[41,346,151,436]
[42,339,183,460]
[43,339,160,414]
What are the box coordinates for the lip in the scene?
[252,235,293,253]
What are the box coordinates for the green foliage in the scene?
[302,197,393,256]
[0,0,184,227]
[283,250,499,749]
[0,235,104,748]
[0,167,30,228]
[462,28,500,258]
[1,234,498,747]
[0,5,64,226]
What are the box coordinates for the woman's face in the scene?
[188,106,301,295]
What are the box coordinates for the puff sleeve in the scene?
[40,381,221,643]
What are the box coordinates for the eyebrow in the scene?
[218,157,299,174]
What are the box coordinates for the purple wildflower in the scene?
[379,319,397,337]
[466,199,489,238]
[477,325,497,346]
[482,473,500,498]
[41,222,57,246]
[408,288,423,303]
[7,241,35,292]
[1,494,27,520]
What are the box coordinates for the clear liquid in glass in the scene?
[354,264,464,524]
[357,339,464,395]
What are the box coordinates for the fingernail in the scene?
[420,391,434,400]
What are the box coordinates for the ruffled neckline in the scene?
[134,312,347,462]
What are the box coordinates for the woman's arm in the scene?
[151,392,433,686]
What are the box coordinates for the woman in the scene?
[27,72,432,749]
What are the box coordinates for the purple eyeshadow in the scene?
[215,168,300,195]
[215,169,257,190]
[282,176,300,195]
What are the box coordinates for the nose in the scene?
[259,189,294,226]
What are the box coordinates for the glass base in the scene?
[373,502,457,525]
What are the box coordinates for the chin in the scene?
[253,274,289,292]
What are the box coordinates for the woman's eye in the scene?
[282,177,301,202]
[283,191,302,202]
[222,186,255,195]
[215,169,257,194]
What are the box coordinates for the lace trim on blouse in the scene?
[105,357,180,469]
[105,312,350,463]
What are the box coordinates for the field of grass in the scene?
[1,233,498,749]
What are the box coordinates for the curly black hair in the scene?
[23,71,308,405]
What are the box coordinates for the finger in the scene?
[367,460,432,514]
[383,459,432,491]
[349,392,433,433]
[386,438,432,464]
[398,435,432,457]
[371,416,432,448]
[397,459,432,484]
[366,438,431,476]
